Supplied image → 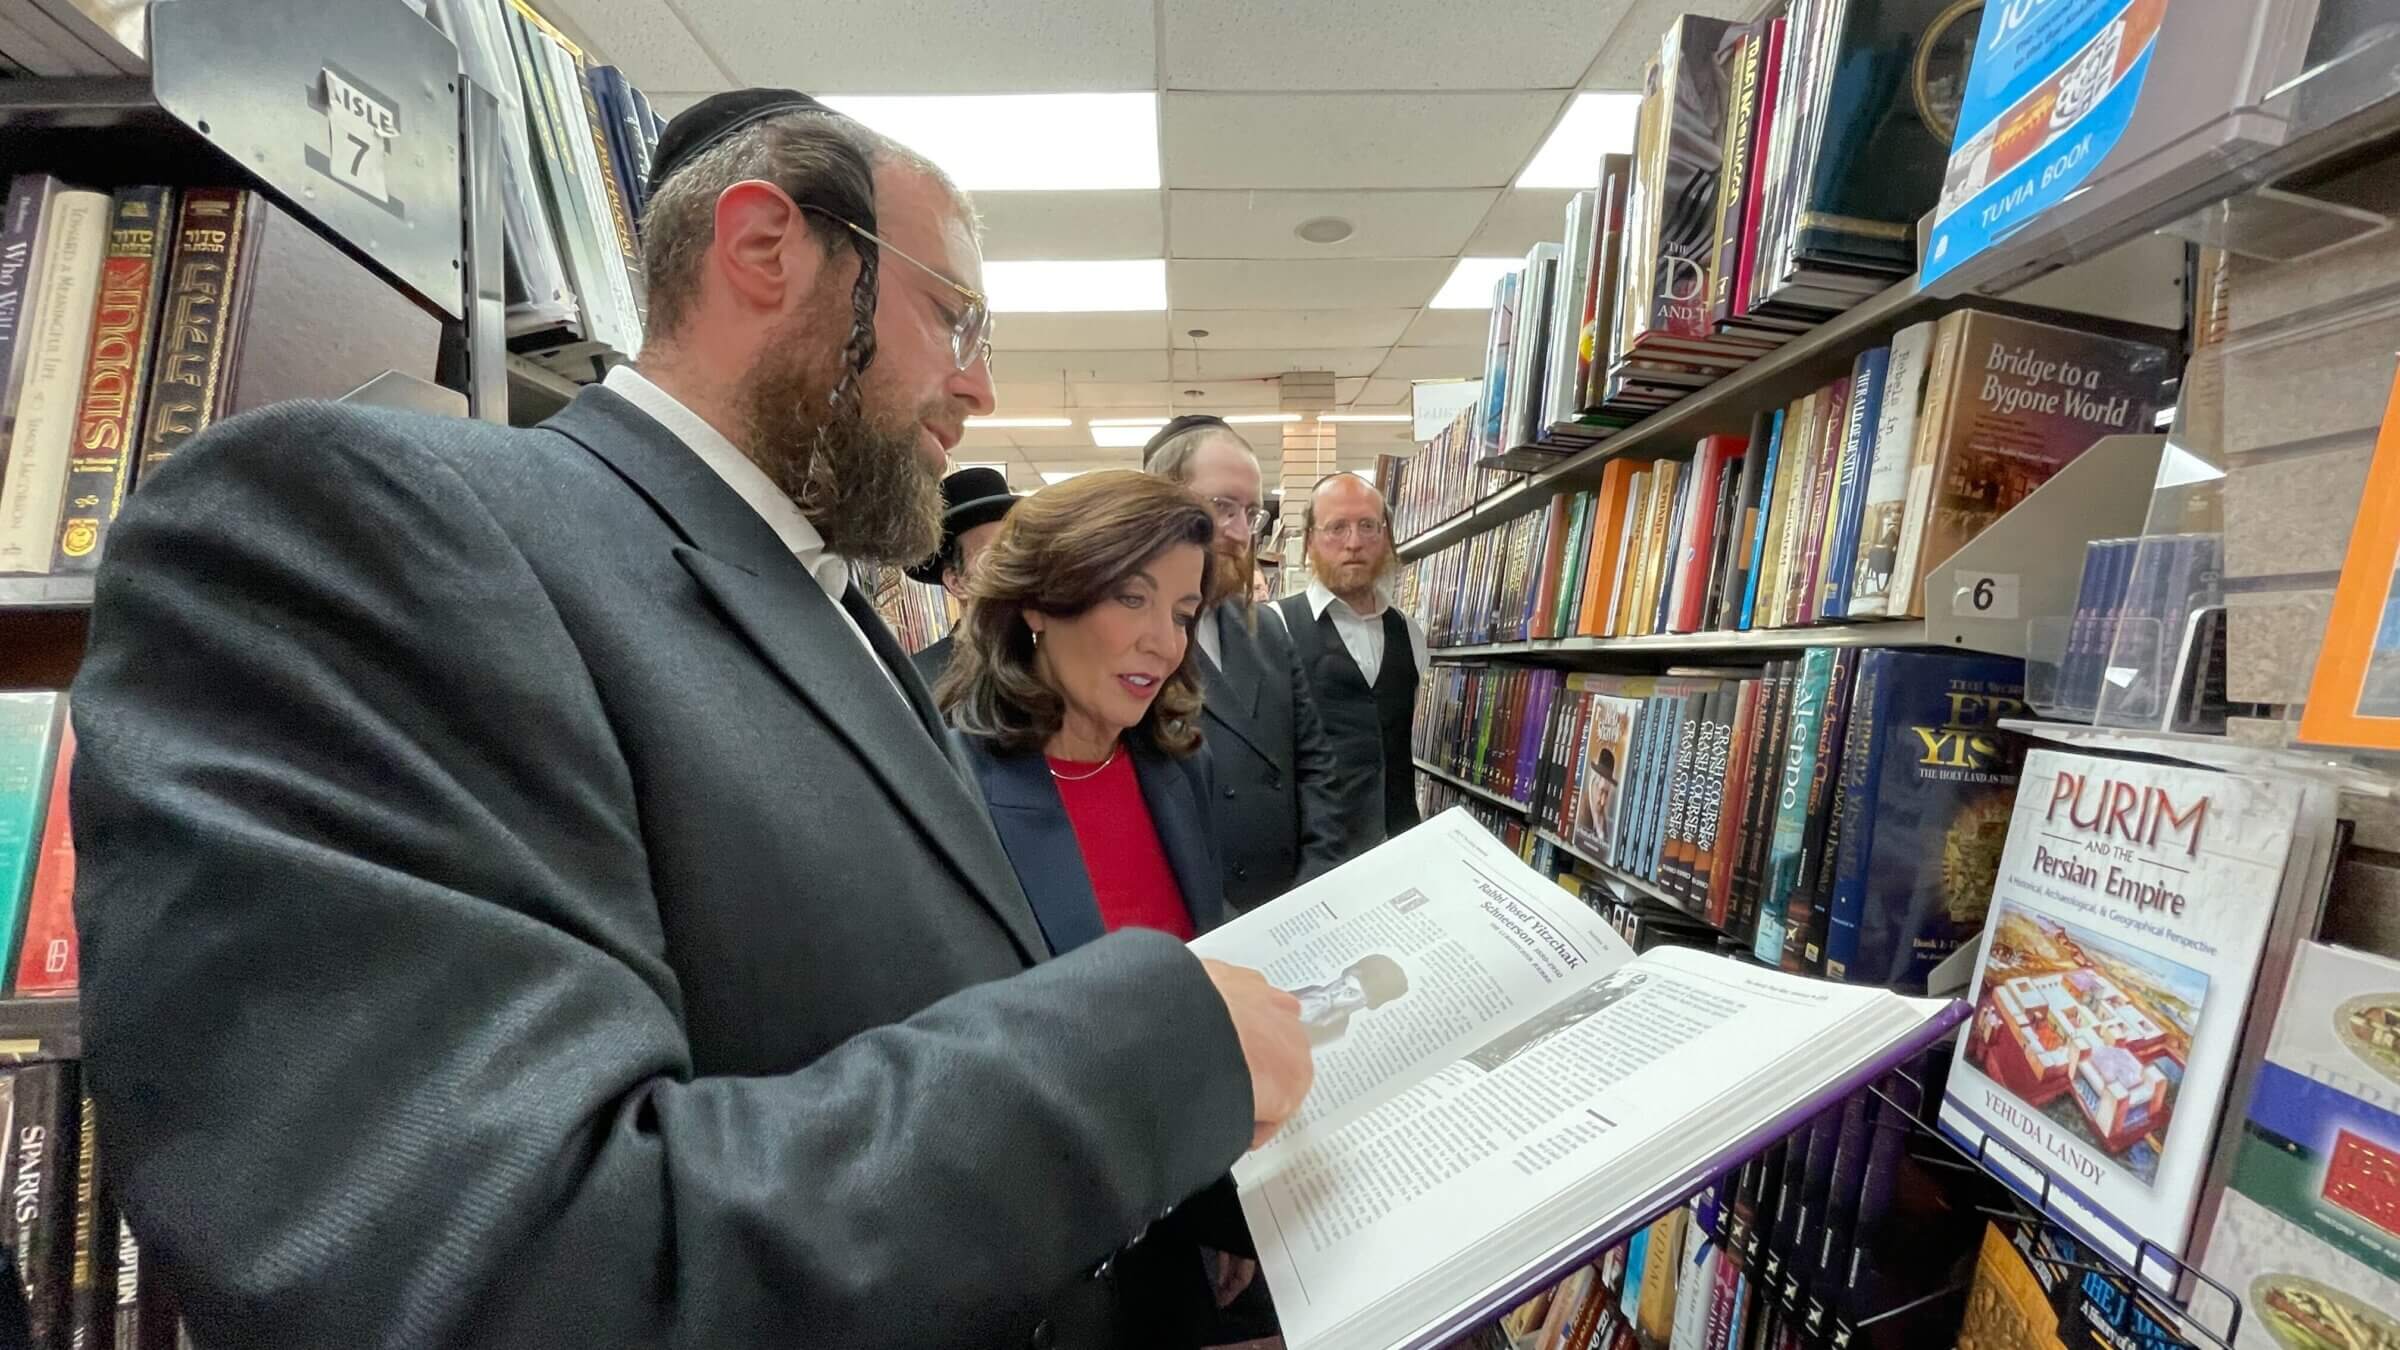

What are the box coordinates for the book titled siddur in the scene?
[1937,749,2306,1281]
[1190,808,1963,1350]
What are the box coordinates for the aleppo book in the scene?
[1190,808,1963,1350]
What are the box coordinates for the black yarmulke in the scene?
[648,88,839,202]
[1141,414,1232,465]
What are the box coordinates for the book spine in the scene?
[1846,322,1934,618]
[111,1219,139,1350]
[1758,395,1814,627]
[1709,25,1767,331]
[1614,699,1659,868]
[1648,694,1694,879]
[1820,651,1887,982]
[1819,348,1887,619]
[135,189,254,479]
[64,1090,101,1350]
[1736,410,1784,630]
[1791,649,1858,973]
[1659,691,1703,895]
[6,1062,76,1346]
[1732,665,1792,943]
[1650,469,1688,635]
[0,190,109,575]
[1787,377,1848,627]
[1884,311,1966,619]
[53,186,174,572]
[0,694,62,961]
[9,719,73,997]
[1807,1093,1874,1333]
[1688,685,1735,907]
[1755,648,1831,965]
[1707,681,1761,928]
[0,176,62,448]
[1730,20,1786,323]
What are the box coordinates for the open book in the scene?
[1190,808,1966,1350]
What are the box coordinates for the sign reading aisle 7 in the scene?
[321,67,398,205]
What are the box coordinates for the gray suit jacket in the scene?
[69,388,1252,1350]
[1197,605,1375,908]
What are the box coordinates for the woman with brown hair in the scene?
[940,469,1268,1349]
[938,469,1225,950]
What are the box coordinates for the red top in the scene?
[1045,749,1195,941]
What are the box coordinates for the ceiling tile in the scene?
[1170,258,1451,310]
[992,350,1171,384]
[1171,308,1415,348]
[1167,380,1286,410]
[532,0,728,89]
[1065,381,1179,409]
[1163,0,1638,91]
[991,312,1169,351]
[1164,92,1565,190]
[672,0,1156,92]
[1172,348,1391,381]
[1398,308,1497,347]
[1375,346,1485,381]
[1585,0,1754,88]
[1167,189,1497,259]
[1352,378,1415,407]
[974,192,1164,260]
[1466,189,1582,254]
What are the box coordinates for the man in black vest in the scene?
[1276,472,1428,843]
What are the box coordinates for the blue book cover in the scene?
[1738,409,1785,630]
[1754,649,1833,966]
[1835,650,2026,992]
[1610,696,1660,867]
[0,692,62,951]
[1820,348,1889,619]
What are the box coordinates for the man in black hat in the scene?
[71,89,1309,1350]
[908,464,1018,688]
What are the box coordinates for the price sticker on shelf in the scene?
[321,68,398,204]
[1951,572,2020,621]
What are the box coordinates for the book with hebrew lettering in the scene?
[1189,808,1964,1350]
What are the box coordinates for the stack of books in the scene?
[0,178,441,578]
[1390,402,1513,543]
[1411,665,1564,807]
[429,0,662,355]
[1404,306,2170,643]
[858,564,956,656]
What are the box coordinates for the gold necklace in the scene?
[1047,743,1120,782]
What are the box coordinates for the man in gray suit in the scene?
[70,90,1308,1350]
[1145,417,1376,909]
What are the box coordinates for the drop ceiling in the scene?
[533,0,1754,484]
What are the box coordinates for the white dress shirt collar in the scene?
[601,365,851,606]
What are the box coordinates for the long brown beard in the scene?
[739,305,943,566]
[1207,534,1256,612]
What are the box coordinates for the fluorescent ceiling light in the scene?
[1091,426,1162,448]
[983,259,1166,313]
[1429,257,1522,309]
[1516,92,1644,189]
[1087,416,1170,427]
[1318,413,1414,423]
[819,94,1160,191]
[1223,414,1300,425]
[1040,471,1086,485]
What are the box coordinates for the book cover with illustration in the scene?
[1938,749,2304,1276]
[2197,1188,2400,1350]
[1890,310,2169,618]
[1573,693,1646,866]
[1825,650,2028,993]
[2220,940,2400,1285]
[1617,14,1735,360]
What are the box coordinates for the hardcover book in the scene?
[1616,16,1738,363]
[1192,810,1964,1350]
[1938,750,2309,1278]
[0,693,62,963]
[1824,650,2028,992]
[1886,310,2170,618]
[53,184,173,572]
[1844,321,1937,618]
[0,186,107,574]
[2197,1187,2400,1350]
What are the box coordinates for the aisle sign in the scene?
[1922,0,2172,285]
[321,67,398,205]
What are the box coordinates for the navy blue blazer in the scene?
[961,734,1227,954]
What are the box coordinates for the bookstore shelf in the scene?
[1398,279,2179,565]
[0,576,94,611]
[1410,757,1530,815]
[0,3,468,323]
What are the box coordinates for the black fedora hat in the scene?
[906,466,1020,584]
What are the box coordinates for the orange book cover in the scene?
[11,724,74,997]
[1577,460,1641,636]
[1529,495,1573,639]
[2301,366,2400,751]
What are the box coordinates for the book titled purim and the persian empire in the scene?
[1938,749,2309,1280]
